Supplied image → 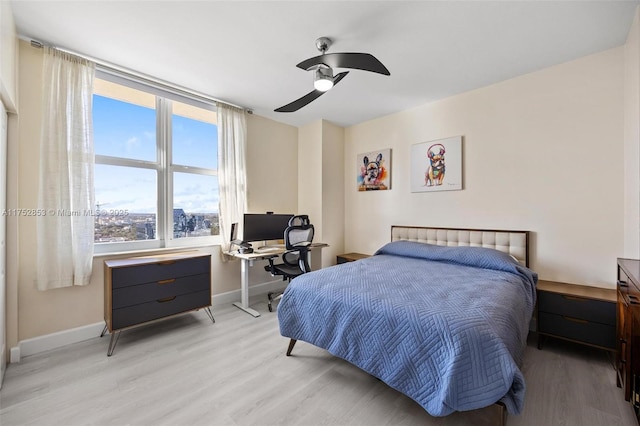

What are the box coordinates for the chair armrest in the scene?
[264,255,279,275]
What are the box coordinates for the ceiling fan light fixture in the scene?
[314,67,334,92]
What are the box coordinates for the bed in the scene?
[277,226,538,420]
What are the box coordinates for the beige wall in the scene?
[625,7,640,259]
[298,120,323,222]
[345,47,625,288]
[246,113,298,214]
[298,120,345,268]
[7,40,298,345]
[320,121,345,267]
[0,0,17,112]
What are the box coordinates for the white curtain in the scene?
[217,103,247,255]
[36,47,95,290]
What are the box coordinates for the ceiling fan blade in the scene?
[297,52,390,76]
[274,90,324,113]
[332,70,349,85]
[275,72,349,113]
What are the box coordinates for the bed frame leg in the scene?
[286,339,297,356]
[496,402,506,426]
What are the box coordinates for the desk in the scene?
[225,243,328,317]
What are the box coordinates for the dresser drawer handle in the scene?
[157,296,177,303]
[562,295,586,302]
[157,279,176,285]
[618,280,628,287]
[562,315,588,324]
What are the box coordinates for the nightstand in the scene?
[336,253,370,264]
[536,279,616,352]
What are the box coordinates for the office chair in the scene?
[264,215,315,312]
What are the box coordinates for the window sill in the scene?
[92,242,220,259]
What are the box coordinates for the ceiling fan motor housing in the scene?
[314,66,334,92]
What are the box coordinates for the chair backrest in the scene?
[284,215,314,250]
[284,215,314,273]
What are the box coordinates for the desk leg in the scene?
[232,258,261,317]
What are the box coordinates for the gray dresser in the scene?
[103,251,214,355]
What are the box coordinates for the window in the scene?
[93,73,219,253]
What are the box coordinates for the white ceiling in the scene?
[10,0,640,128]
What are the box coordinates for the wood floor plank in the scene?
[1,298,636,425]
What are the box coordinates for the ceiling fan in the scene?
[274,37,390,113]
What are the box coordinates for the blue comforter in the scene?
[278,241,538,416]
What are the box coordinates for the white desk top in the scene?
[225,242,328,260]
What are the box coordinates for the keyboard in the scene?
[254,247,283,253]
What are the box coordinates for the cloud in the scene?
[126,136,140,152]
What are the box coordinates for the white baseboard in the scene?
[10,346,20,363]
[211,278,286,306]
[11,322,105,363]
[9,280,285,363]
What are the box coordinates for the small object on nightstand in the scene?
[336,252,371,264]
[536,279,616,353]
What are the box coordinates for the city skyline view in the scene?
[92,91,219,241]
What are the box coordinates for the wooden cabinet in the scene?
[537,280,616,352]
[336,253,370,264]
[617,258,640,422]
[103,251,214,355]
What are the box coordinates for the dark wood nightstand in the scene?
[536,279,616,352]
[336,253,371,264]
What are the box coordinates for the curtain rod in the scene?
[26,37,250,112]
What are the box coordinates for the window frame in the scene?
[93,69,220,255]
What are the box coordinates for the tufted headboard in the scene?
[391,226,530,267]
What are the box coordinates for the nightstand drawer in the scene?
[538,291,615,325]
[538,312,615,349]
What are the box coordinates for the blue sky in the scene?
[93,95,219,214]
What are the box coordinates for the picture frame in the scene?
[410,136,462,192]
[357,148,391,191]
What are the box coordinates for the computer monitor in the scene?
[230,222,238,242]
[243,213,293,242]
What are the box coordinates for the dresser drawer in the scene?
[112,273,210,309]
[538,291,615,325]
[111,256,210,288]
[538,312,615,349]
[112,290,211,330]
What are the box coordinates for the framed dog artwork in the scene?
[357,148,391,191]
[410,136,462,192]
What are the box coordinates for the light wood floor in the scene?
[0,297,637,426]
